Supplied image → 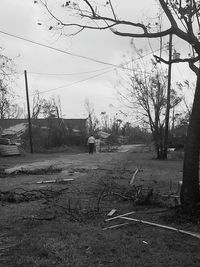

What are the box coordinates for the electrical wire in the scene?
[0,29,170,106]
[33,68,114,95]
[0,29,163,73]
[0,29,129,70]
[14,68,115,104]
[14,65,159,103]
[27,66,113,76]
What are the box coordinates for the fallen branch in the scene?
[120,216,200,240]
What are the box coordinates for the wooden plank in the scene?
[130,169,139,186]
[107,209,117,217]
[0,145,20,156]
[36,178,74,184]
[105,211,136,222]
[120,216,200,240]
[103,222,132,230]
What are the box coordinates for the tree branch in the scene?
[111,28,172,38]
[154,54,200,65]
[109,0,117,20]
[154,54,200,74]
[189,61,199,75]
[82,0,97,17]
[158,0,178,28]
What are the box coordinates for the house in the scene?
[0,118,87,142]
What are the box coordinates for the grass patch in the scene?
[1,150,200,267]
[5,218,200,267]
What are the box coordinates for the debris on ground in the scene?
[129,168,139,186]
[0,138,20,156]
[107,209,117,216]
[105,211,136,222]
[103,222,132,230]
[103,211,200,240]
[0,144,20,156]
[36,178,74,184]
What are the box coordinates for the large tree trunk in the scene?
[181,71,200,207]
[153,128,166,160]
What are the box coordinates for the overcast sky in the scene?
[0,0,196,121]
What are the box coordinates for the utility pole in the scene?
[24,70,33,153]
[164,33,173,159]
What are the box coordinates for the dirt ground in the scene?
[0,146,200,267]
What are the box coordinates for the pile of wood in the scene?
[0,138,20,156]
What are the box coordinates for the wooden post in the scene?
[164,33,173,158]
[24,70,33,153]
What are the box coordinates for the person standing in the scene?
[87,134,95,154]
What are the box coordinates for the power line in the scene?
[27,66,113,76]
[0,29,170,101]
[31,68,114,95]
[16,66,168,102]
[0,29,125,69]
[0,29,162,72]
[25,66,164,97]
[15,65,159,103]
[14,68,115,104]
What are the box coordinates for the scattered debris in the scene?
[122,186,154,205]
[105,211,136,222]
[0,144,20,156]
[107,209,117,217]
[103,222,132,230]
[110,215,200,240]
[130,169,139,186]
[36,178,74,184]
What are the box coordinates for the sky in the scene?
[0,0,196,122]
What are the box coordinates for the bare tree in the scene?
[38,0,200,207]
[31,91,60,119]
[117,46,182,159]
[31,90,46,119]
[84,99,99,134]
[0,49,17,119]
[0,83,22,119]
[0,49,16,81]
[100,111,109,132]
[121,64,169,158]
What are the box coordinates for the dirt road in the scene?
[0,144,182,193]
[0,145,139,191]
